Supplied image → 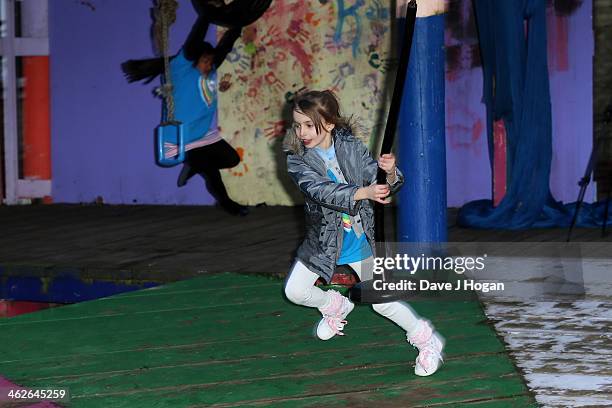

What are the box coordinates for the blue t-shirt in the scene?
[166,49,217,144]
[314,144,372,265]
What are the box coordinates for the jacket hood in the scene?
[282,124,367,156]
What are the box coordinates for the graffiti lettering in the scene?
[334,0,365,57]
[329,62,355,90]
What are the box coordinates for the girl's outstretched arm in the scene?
[184,16,211,61]
[189,0,271,66]
[192,0,272,28]
[213,27,242,69]
[287,155,362,216]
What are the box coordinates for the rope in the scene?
[154,0,179,123]
[348,0,418,304]
[374,0,417,241]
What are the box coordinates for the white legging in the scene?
[284,257,420,335]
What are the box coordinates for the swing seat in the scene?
[156,121,185,167]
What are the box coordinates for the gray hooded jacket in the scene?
[285,127,404,282]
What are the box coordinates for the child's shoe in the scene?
[177,163,196,187]
[316,290,354,340]
[407,319,445,376]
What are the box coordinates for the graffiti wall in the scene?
[218,0,394,205]
[220,0,592,207]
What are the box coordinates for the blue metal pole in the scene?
[397,14,447,243]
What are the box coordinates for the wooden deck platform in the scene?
[1,204,610,407]
[0,273,535,407]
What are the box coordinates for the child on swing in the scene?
[283,90,444,376]
[121,0,271,216]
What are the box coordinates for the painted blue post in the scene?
[397,12,447,243]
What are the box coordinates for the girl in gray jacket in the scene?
[283,90,444,377]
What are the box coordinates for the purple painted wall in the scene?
[444,0,594,207]
[548,1,594,203]
[50,0,215,205]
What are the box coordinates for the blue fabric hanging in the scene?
[458,0,611,229]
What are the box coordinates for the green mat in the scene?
[0,273,536,407]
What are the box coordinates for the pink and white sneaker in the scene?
[316,290,354,340]
[407,319,445,376]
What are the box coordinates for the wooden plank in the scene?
[0,273,533,407]
[257,393,538,408]
[58,356,526,407]
[0,304,492,366]
[1,322,502,381]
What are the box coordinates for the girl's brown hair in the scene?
[292,90,351,135]
[284,89,359,155]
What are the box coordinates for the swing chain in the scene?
[155,0,179,124]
